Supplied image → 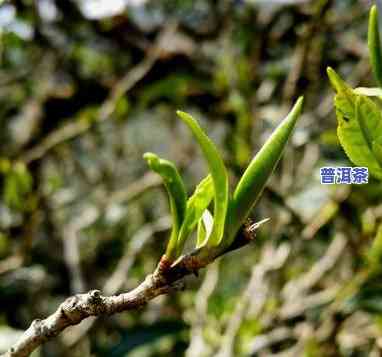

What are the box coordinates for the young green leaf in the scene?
[176,111,229,247]
[143,152,187,260]
[196,219,206,248]
[196,209,213,248]
[356,96,382,169]
[225,97,304,243]
[327,67,382,179]
[368,5,382,87]
[176,175,214,256]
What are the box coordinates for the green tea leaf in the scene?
[196,219,206,248]
[357,96,382,169]
[176,175,214,255]
[143,152,187,260]
[226,97,304,243]
[327,67,382,179]
[196,209,213,248]
[176,111,229,247]
[369,5,382,87]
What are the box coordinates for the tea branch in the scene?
[2,223,261,357]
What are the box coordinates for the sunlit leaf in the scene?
[143,152,187,260]
[176,111,229,247]
[327,67,382,179]
[196,209,213,248]
[176,175,213,255]
[226,97,304,244]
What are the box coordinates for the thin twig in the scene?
[216,243,290,357]
[186,261,220,357]
[51,174,165,344]
[0,255,24,275]
[62,206,99,294]
[104,172,162,206]
[281,233,346,300]
[62,216,172,346]
[248,327,294,354]
[20,23,177,165]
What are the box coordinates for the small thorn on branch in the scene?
[248,218,271,232]
[243,217,270,241]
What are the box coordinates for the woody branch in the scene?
[2,224,257,357]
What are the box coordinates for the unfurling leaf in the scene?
[327,67,382,179]
[176,111,229,247]
[225,97,304,244]
[176,175,214,256]
[196,209,214,248]
[143,152,187,260]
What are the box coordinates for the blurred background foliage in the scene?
[1,0,382,356]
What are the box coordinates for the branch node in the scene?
[31,319,42,330]
[89,289,102,303]
[157,255,172,275]
[60,295,84,324]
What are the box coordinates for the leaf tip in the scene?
[326,66,334,76]
[327,67,350,94]
[176,110,195,124]
[294,96,304,113]
[370,4,377,19]
[143,152,158,167]
[327,67,338,90]
[284,96,304,128]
